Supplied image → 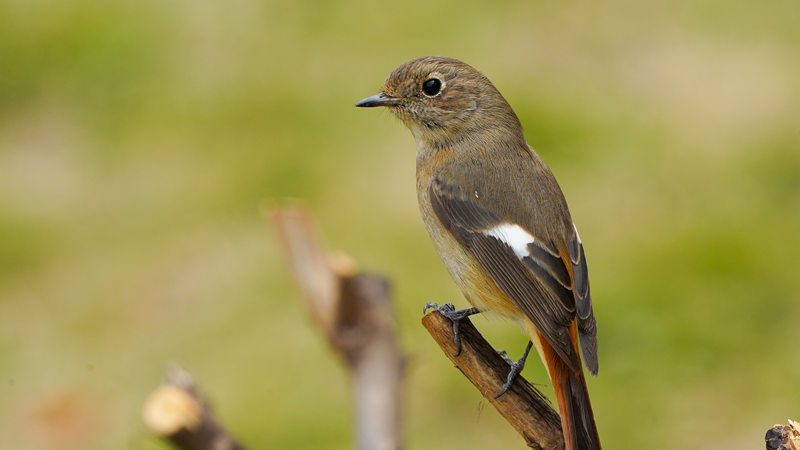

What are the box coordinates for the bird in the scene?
[355,56,600,449]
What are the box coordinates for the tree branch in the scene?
[766,420,800,450]
[421,310,565,449]
[142,365,242,450]
[270,206,405,450]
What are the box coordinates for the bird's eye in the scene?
[422,78,442,96]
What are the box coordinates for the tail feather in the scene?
[541,331,601,450]
[558,365,601,449]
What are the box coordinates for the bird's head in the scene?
[356,56,522,149]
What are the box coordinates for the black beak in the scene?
[355,93,399,107]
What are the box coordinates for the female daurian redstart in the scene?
[356,56,600,449]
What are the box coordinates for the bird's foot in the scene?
[494,340,533,399]
[496,349,514,365]
[422,302,480,357]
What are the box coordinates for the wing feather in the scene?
[430,179,583,371]
[568,229,598,374]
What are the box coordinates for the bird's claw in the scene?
[496,349,514,366]
[422,302,480,356]
[494,341,534,399]
[423,301,453,315]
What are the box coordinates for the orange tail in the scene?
[541,331,601,450]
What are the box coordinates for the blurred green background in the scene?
[1,0,798,448]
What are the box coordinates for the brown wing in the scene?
[568,226,598,375]
[430,178,584,371]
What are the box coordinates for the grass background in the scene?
[0,0,798,448]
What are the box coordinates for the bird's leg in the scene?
[422,302,480,356]
[494,340,533,399]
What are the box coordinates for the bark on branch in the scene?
[142,365,242,450]
[270,206,405,450]
[421,310,565,449]
[766,420,800,450]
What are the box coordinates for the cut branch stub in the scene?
[270,207,342,337]
[270,206,405,450]
[143,366,242,450]
[766,420,800,450]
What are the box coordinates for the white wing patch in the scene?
[573,222,582,244]
[483,223,535,259]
